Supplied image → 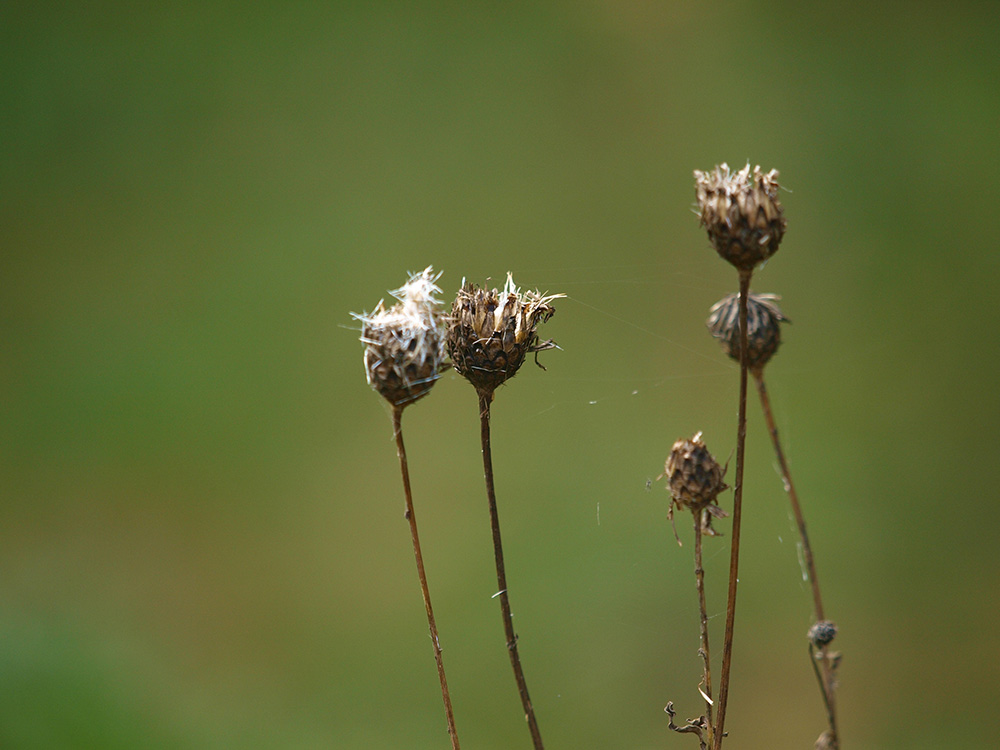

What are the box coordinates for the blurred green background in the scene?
[3,2,999,748]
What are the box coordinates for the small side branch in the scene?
[666,702,709,750]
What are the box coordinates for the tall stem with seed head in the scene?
[694,164,787,747]
[447,275,559,749]
[478,389,545,750]
[713,268,752,750]
[393,405,461,750]
[355,267,460,748]
[663,432,727,746]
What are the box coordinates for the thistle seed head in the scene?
[706,292,788,372]
[808,620,839,648]
[665,432,729,513]
[694,163,786,271]
[447,273,564,395]
[353,266,447,408]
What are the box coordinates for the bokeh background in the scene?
[3,2,999,748]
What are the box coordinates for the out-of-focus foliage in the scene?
[3,3,999,748]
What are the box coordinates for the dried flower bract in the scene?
[707,292,788,372]
[447,273,563,395]
[694,163,786,270]
[665,432,729,521]
[354,266,447,408]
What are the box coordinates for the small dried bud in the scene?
[354,267,447,408]
[665,432,728,513]
[808,620,838,648]
[706,292,788,371]
[447,273,564,395]
[694,163,786,271]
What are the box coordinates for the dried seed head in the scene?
[665,432,729,513]
[353,267,447,408]
[694,163,786,271]
[808,620,839,648]
[706,292,788,371]
[447,273,564,395]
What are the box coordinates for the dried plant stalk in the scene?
[447,273,562,750]
[695,164,786,750]
[661,433,729,748]
[393,406,461,749]
[755,373,840,747]
[712,269,752,750]
[693,509,715,745]
[355,268,460,749]
[478,391,545,750]
[707,287,841,748]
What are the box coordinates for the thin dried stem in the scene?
[712,269,752,750]
[392,406,461,750]
[477,390,545,750]
[754,372,839,746]
[693,510,715,746]
[809,644,839,747]
[753,372,825,619]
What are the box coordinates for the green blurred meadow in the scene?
[3,2,999,748]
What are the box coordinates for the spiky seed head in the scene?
[447,273,563,395]
[665,432,729,512]
[808,620,839,648]
[353,267,447,408]
[706,292,788,372]
[694,163,787,271]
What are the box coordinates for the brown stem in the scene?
[693,510,715,745]
[752,372,825,620]
[712,269,752,750]
[477,389,545,750]
[754,372,839,745]
[809,644,839,747]
[393,405,461,750]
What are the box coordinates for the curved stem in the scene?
[393,406,461,750]
[754,372,838,745]
[753,372,825,620]
[713,269,752,749]
[477,390,545,750]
